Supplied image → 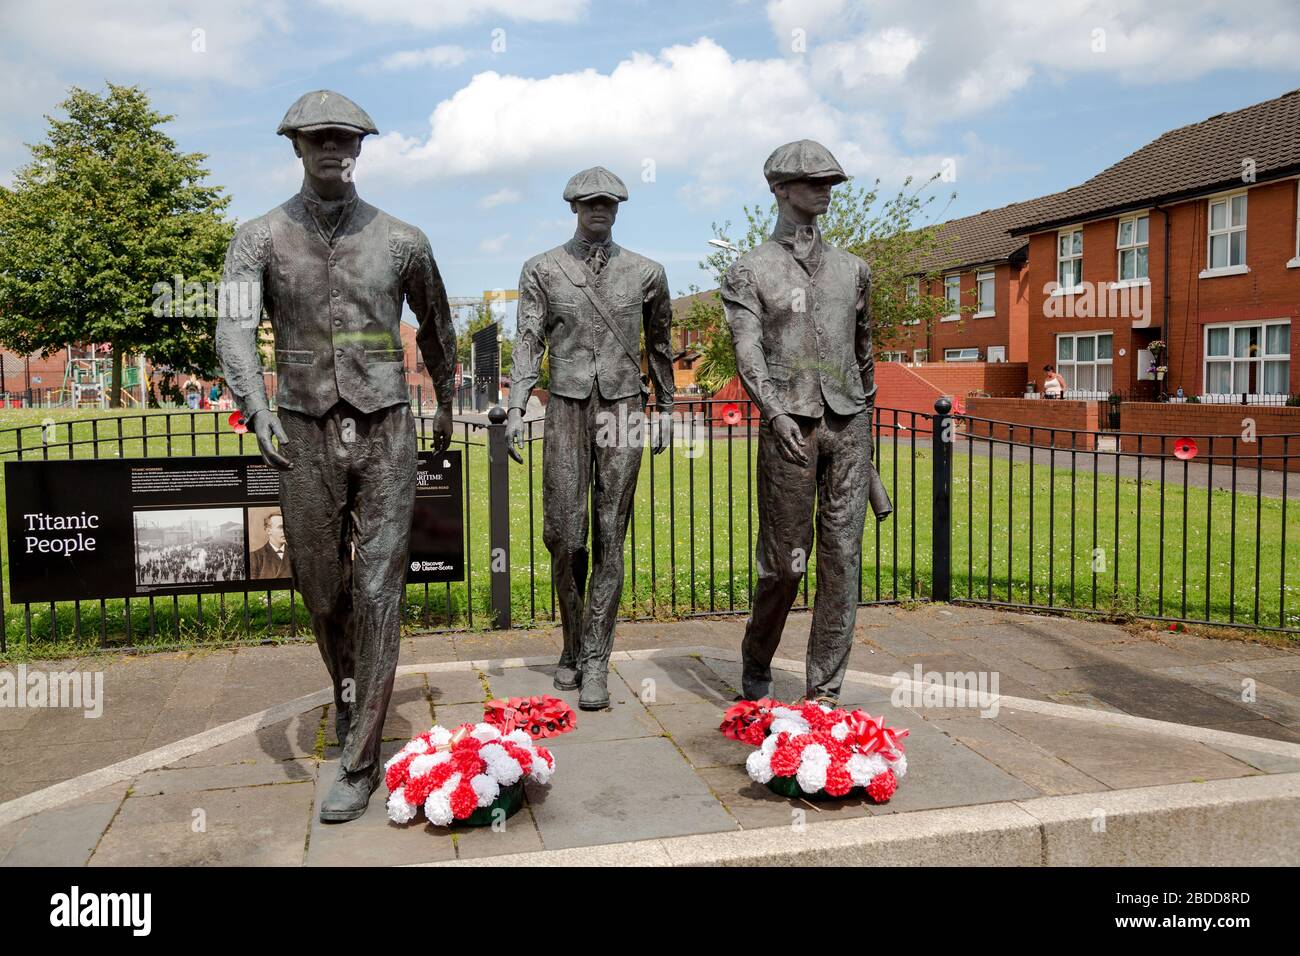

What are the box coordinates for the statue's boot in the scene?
[554,661,582,692]
[578,665,609,710]
[319,762,382,823]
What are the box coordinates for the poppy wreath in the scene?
[384,723,556,826]
[722,700,909,803]
[483,694,577,739]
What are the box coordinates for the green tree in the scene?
[686,175,965,394]
[0,83,233,407]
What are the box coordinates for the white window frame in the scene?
[912,348,930,363]
[1201,191,1249,277]
[1057,228,1083,291]
[879,350,908,363]
[987,346,1006,363]
[942,274,961,321]
[944,348,980,362]
[975,270,995,317]
[1056,331,1113,399]
[1116,214,1149,284]
[1202,319,1290,401]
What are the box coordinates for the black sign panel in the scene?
[5,452,464,603]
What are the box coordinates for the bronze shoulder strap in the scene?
[545,251,646,379]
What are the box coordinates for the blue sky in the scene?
[3,0,1300,334]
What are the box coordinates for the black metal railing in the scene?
[1,399,1295,656]
[954,412,1297,632]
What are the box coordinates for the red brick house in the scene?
[1009,90,1300,403]
[890,198,1052,366]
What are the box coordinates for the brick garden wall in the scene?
[964,397,1099,450]
[1118,401,1300,471]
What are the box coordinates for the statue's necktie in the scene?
[587,243,609,275]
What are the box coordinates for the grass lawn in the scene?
[1,408,1295,658]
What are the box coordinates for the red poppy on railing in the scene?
[1173,437,1198,460]
[227,411,248,434]
[721,402,742,426]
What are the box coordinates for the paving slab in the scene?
[1070,662,1269,726]
[994,709,1258,789]
[378,674,435,743]
[306,759,455,866]
[1,784,125,867]
[89,781,316,866]
[611,656,736,706]
[869,716,1040,814]
[426,668,491,706]
[524,735,736,850]
[695,762,876,830]
[648,699,749,770]
[926,715,1107,796]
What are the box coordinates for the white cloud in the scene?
[480,187,523,208]
[479,233,511,253]
[316,0,587,30]
[783,0,1300,122]
[360,38,931,205]
[379,45,470,71]
[0,0,285,85]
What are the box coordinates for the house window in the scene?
[1207,194,1247,269]
[1117,215,1148,281]
[944,348,980,362]
[879,351,908,363]
[904,279,921,324]
[1057,229,1083,290]
[1056,332,1113,397]
[913,348,930,363]
[1204,320,1290,398]
[987,346,1006,363]
[976,270,994,315]
[943,274,961,320]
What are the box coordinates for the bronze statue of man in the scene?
[506,167,675,710]
[216,91,456,821]
[722,140,892,704]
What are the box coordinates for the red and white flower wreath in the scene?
[723,700,909,802]
[384,723,556,826]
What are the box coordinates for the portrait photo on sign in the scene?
[247,505,292,580]
[133,507,245,587]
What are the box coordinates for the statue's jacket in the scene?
[720,235,876,422]
[216,186,456,420]
[507,237,676,412]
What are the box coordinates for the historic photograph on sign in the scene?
[133,507,245,587]
[246,505,291,581]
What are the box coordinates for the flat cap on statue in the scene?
[562,166,629,203]
[762,140,848,188]
[277,90,379,137]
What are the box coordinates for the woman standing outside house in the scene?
[1042,364,1067,399]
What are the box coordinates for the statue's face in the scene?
[777,178,834,217]
[293,128,362,183]
[571,196,618,238]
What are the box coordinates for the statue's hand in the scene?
[770,413,808,467]
[505,407,524,464]
[652,409,672,455]
[251,410,292,470]
[430,404,453,454]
